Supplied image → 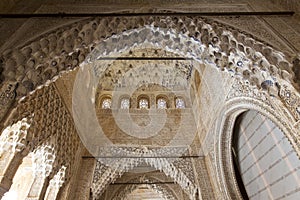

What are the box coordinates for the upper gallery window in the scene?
[101,98,112,109]
[157,98,167,109]
[175,97,185,109]
[120,98,130,109]
[139,98,149,109]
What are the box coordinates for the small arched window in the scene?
[101,98,112,109]
[139,98,149,109]
[157,98,167,109]
[120,98,130,109]
[175,97,185,109]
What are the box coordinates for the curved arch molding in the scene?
[0,15,299,123]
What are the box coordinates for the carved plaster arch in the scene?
[108,175,179,200]
[0,95,79,198]
[2,81,81,179]
[91,150,198,199]
[0,15,298,123]
[213,95,299,200]
[71,24,300,200]
[92,162,181,199]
